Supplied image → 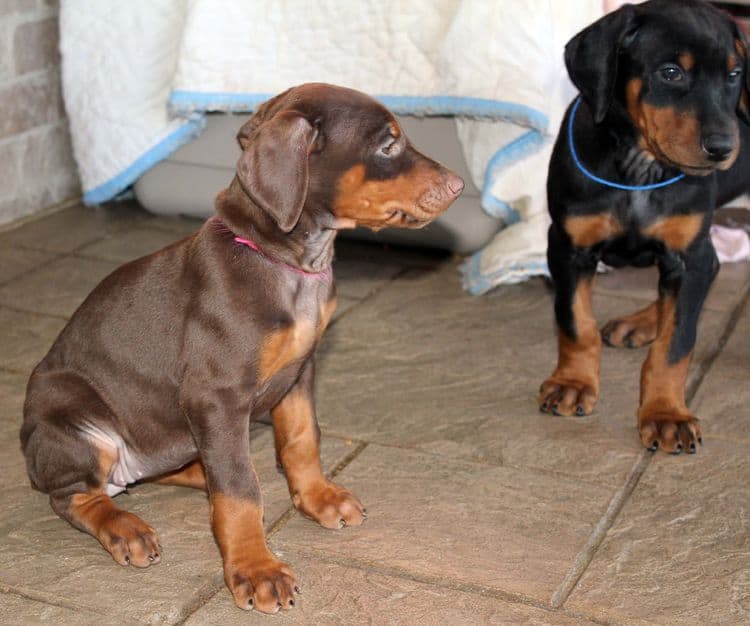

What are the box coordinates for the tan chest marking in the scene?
[642,214,703,251]
[564,214,623,248]
[259,320,317,383]
[259,299,336,383]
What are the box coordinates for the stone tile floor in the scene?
[0,201,748,625]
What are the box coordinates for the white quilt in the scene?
[60,0,602,292]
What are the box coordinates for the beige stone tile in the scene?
[0,429,355,624]
[690,302,750,443]
[273,444,612,603]
[0,592,105,625]
[313,264,730,487]
[0,307,65,374]
[330,295,360,323]
[0,204,147,254]
[184,555,595,625]
[566,438,750,624]
[0,246,57,286]
[0,371,29,489]
[332,259,406,301]
[593,261,750,313]
[76,227,192,263]
[0,255,120,317]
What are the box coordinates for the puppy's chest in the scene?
[566,193,705,253]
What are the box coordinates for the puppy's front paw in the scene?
[639,413,702,454]
[293,481,367,529]
[225,555,298,613]
[539,376,598,416]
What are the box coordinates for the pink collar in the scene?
[211,217,332,278]
[232,234,332,279]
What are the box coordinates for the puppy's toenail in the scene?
[649,441,658,451]
[294,586,301,594]
[575,405,585,416]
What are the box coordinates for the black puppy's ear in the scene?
[565,4,639,124]
[733,25,750,125]
[236,111,317,233]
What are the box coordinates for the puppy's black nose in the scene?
[445,172,464,196]
[701,133,735,161]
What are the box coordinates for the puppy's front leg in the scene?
[184,389,297,613]
[539,222,601,416]
[272,359,366,529]
[637,236,717,454]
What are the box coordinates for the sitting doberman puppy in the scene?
[20,83,463,613]
[540,0,750,453]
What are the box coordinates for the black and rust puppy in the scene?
[20,83,463,613]
[540,0,750,453]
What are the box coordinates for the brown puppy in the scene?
[20,83,464,613]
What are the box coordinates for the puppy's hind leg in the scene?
[601,301,659,348]
[21,372,161,567]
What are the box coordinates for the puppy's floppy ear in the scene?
[565,4,639,124]
[236,110,317,233]
[733,25,750,125]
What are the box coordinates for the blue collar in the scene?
[568,96,685,191]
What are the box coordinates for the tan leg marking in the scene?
[271,385,366,530]
[68,492,161,567]
[151,459,207,490]
[638,297,701,453]
[211,494,297,613]
[540,277,601,416]
[601,301,659,348]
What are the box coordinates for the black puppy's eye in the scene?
[658,64,684,82]
[729,68,742,83]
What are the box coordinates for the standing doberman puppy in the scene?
[20,83,463,613]
[540,0,750,453]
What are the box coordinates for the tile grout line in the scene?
[175,440,369,624]
[0,197,81,235]
[319,428,619,490]
[550,286,750,610]
[0,582,107,619]
[286,548,628,626]
[327,266,430,330]
[550,451,652,609]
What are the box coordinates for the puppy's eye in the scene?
[659,64,684,82]
[729,68,742,83]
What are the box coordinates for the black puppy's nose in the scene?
[445,172,464,196]
[701,133,735,161]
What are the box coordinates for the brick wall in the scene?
[0,0,80,227]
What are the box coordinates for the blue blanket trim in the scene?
[459,251,550,296]
[168,90,549,130]
[480,129,546,223]
[82,116,206,205]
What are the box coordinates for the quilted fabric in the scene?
[61,0,602,290]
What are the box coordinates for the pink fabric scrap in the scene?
[711,224,750,263]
